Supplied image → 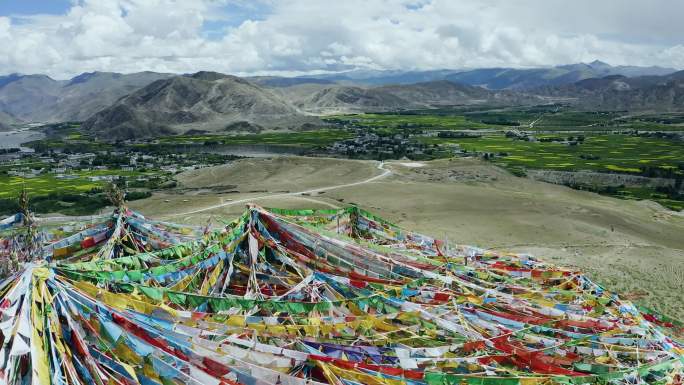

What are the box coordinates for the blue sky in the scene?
[0,0,269,36]
[201,2,271,39]
[0,0,682,78]
[0,0,72,16]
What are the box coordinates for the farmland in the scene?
[419,133,684,210]
[5,107,684,214]
[0,169,149,199]
[0,166,166,215]
[154,129,354,147]
[324,107,684,211]
[420,134,684,174]
[27,123,354,152]
[0,127,354,216]
[330,106,684,132]
[324,113,489,132]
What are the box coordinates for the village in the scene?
[326,130,463,160]
[0,143,238,216]
[1,151,210,181]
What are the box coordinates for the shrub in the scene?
[125,191,152,201]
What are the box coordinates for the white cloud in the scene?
[0,0,683,78]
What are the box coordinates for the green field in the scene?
[325,113,489,132]
[465,107,684,131]
[328,108,684,132]
[418,133,684,210]
[27,137,115,153]
[421,134,684,174]
[27,128,354,152]
[155,130,355,147]
[323,110,684,211]
[11,112,684,213]
[612,187,684,211]
[0,169,150,199]
[468,110,620,129]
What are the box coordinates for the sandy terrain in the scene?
[128,156,684,319]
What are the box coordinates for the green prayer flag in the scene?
[139,286,164,302]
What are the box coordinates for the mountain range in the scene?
[83,72,317,139]
[534,71,684,111]
[84,73,542,138]
[270,80,542,114]
[1,61,683,139]
[0,71,173,124]
[297,61,677,89]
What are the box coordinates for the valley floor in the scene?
[127,156,684,319]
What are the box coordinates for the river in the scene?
[0,128,45,152]
[177,143,305,157]
[0,130,305,157]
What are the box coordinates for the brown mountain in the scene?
[0,72,173,123]
[535,71,684,111]
[377,80,540,107]
[279,80,541,114]
[290,85,412,113]
[83,72,316,139]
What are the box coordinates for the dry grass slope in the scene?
[128,156,684,319]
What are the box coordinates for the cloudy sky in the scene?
[1,0,683,79]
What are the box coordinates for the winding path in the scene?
[165,161,392,219]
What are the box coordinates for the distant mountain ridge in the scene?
[288,85,412,113]
[1,61,683,138]
[300,69,464,86]
[248,76,336,88]
[376,80,540,106]
[290,61,677,89]
[445,61,677,90]
[82,72,546,138]
[0,71,173,123]
[272,80,542,114]
[534,70,684,110]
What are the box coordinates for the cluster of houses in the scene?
[328,133,427,158]
[3,150,208,182]
[505,130,584,146]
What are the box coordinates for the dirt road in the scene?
[165,161,391,218]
